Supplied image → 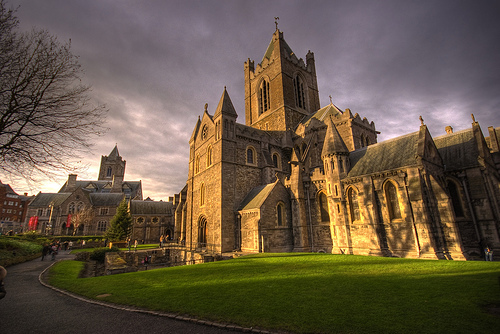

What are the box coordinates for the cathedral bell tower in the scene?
[98,145,126,181]
[244,26,320,134]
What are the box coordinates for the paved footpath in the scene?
[0,251,261,334]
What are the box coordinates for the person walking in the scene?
[41,244,50,261]
[134,239,138,252]
[51,244,58,261]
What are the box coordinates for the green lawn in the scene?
[48,253,500,334]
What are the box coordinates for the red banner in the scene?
[66,214,72,228]
[29,216,38,231]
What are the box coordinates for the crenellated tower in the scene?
[244,28,320,134]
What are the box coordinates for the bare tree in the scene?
[0,1,107,181]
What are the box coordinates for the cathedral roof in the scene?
[214,87,237,117]
[129,200,173,214]
[300,104,343,128]
[321,115,349,157]
[262,30,295,63]
[108,145,120,159]
[434,128,481,171]
[189,117,201,143]
[348,132,420,176]
[238,182,276,211]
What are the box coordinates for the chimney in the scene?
[445,126,453,134]
[67,174,77,192]
[111,175,123,192]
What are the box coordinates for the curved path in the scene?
[0,251,263,334]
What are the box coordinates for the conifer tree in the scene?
[105,199,132,241]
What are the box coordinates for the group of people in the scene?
[41,240,74,261]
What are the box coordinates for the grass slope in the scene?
[48,253,500,334]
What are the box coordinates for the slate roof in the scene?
[348,131,420,177]
[299,104,343,128]
[90,193,124,207]
[59,180,141,195]
[130,200,173,215]
[238,183,276,211]
[29,193,72,207]
[262,33,294,62]
[322,115,349,157]
[434,128,480,171]
[214,87,237,117]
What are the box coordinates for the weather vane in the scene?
[419,115,424,125]
[274,17,279,30]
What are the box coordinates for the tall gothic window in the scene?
[385,181,401,220]
[106,167,112,177]
[259,79,270,114]
[293,75,306,109]
[348,188,361,222]
[247,146,256,165]
[195,155,200,174]
[198,216,207,246]
[272,153,280,169]
[276,202,285,226]
[318,192,330,222]
[206,146,213,167]
[447,180,464,217]
[200,183,205,206]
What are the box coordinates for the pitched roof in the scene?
[262,31,295,62]
[434,128,480,171]
[108,145,120,159]
[29,193,72,207]
[321,115,348,157]
[59,180,141,194]
[214,87,237,117]
[238,183,276,211]
[300,104,343,128]
[129,200,173,214]
[90,193,124,207]
[348,132,420,177]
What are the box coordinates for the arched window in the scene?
[318,192,330,222]
[97,221,107,232]
[206,146,213,167]
[198,216,207,246]
[200,183,205,206]
[293,75,306,109]
[272,153,280,169]
[348,188,361,222]
[68,202,75,214]
[259,79,270,114]
[276,202,285,226]
[385,181,401,220]
[195,154,200,174]
[246,146,256,165]
[447,180,464,217]
[76,202,84,213]
[106,167,112,177]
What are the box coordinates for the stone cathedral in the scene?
[174,28,500,260]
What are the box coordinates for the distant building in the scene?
[25,145,143,236]
[0,181,33,235]
[174,28,500,260]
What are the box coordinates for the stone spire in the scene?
[321,115,348,158]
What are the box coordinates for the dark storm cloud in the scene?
[5,0,500,199]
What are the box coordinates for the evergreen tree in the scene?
[105,199,132,241]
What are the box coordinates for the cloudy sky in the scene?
[3,0,500,200]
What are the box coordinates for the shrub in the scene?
[89,246,119,263]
